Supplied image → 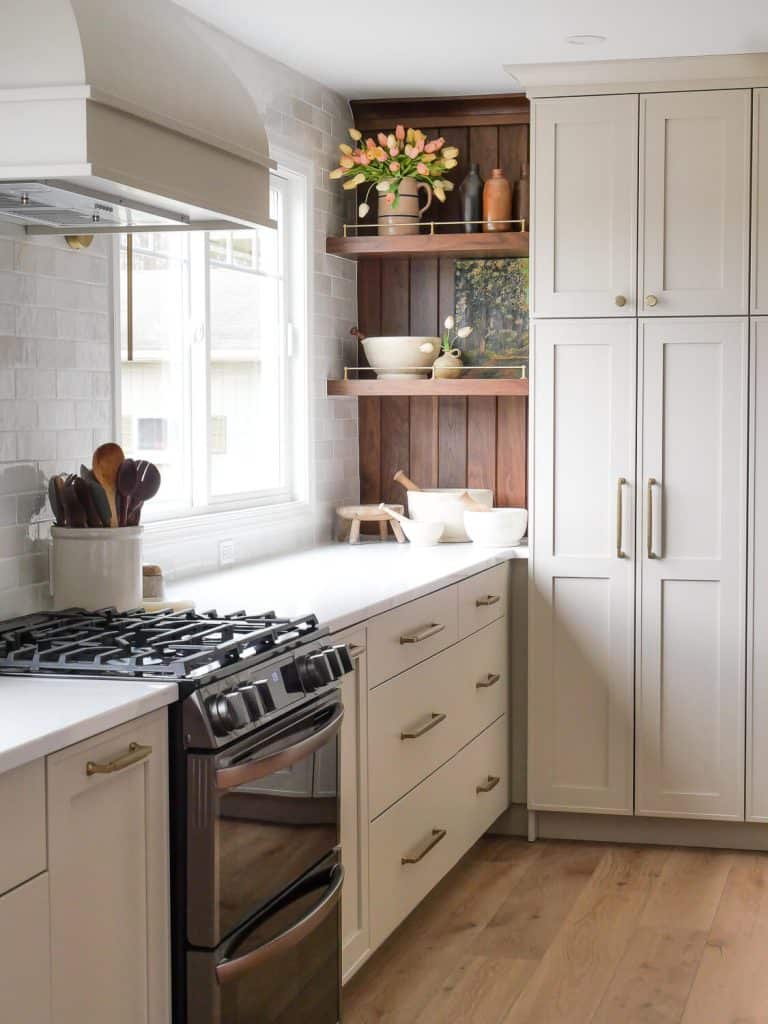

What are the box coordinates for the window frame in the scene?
[111,154,312,537]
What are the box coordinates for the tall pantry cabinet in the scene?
[529,78,763,823]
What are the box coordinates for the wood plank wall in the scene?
[351,96,530,512]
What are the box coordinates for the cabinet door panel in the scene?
[47,710,170,1024]
[753,90,768,315]
[0,873,51,1024]
[636,318,747,820]
[532,94,638,318]
[529,319,636,813]
[640,90,750,315]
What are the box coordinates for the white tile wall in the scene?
[0,32,358,613]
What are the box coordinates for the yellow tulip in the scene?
[329,167,345,179]
[343,173,365,190]
[348,127,362,141]
[442,146,459,159]
[443,158,457,170]
[339,156,354,168]
[406,128,415,144]
[433,186,446,202]
[339,143,353,155]
[422,153,436,162]
[387,134,396,149]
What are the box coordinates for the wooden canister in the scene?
[482,168,512,232]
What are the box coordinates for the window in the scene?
[117,167,308,521]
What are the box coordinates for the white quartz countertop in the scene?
[0,676,178,775]
[166,540,528,634]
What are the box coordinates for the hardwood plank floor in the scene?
[343,838,768,1024]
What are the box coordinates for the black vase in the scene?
[459,164,484,233]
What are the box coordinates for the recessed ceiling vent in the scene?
[0,0,275,233]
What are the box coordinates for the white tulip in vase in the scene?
[432,315,473,380]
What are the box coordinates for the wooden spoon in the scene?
[61,475,87,528]
[92,443,124,527]
[116,458,139,527]
[393,470,421,492]
[52,475,68,527]
[48,475,65,526]
[126,461,161,526]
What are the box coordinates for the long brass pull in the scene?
[617,477,628,559]
[476,775,501,794]
[399,622,445,645]
[476,673,501,689]
[401,712,447,740]
[348,644,366,661]
[476,594,501,607]
[401,828,447,865]
[647,477,659,559]
[86,742,152,777]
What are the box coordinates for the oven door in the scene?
[187,695,342,947]
[187,854,343,1024]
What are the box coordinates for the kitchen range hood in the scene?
[1,0,275,234]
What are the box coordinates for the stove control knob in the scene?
[236,683,262,719]
[205,693,239,736]
[296,652,334,691]
[329,644,354,676]
[308,651,335,686]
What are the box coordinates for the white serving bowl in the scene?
[361,336,439,379]
[399,518,445,546]
[407,489,493,542]
[463,508,528,547]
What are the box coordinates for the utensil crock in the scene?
[50,526,143,611]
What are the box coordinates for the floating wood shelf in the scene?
[327,378,529,397]
[326,231,529,260]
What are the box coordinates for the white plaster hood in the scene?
[0,0,275,234]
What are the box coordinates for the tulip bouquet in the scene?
[330,125,459,217]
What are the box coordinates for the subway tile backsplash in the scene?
[0,34,358,615]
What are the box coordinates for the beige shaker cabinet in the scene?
[529,318,637,815]
[47,709,171,1024]
[531,94,639,318]
[753,90,768,315]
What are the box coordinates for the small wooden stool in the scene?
[336,504,406,544]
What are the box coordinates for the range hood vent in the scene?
[0,0,275,234]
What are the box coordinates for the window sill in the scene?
[141,500,313,542]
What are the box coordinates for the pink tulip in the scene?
[359,153,370,165]
[424,140,440,153]
[352,153,361,163]
[385,193,396,206]
[378,132,388,146]
[405,144,419,159]
[366,138,376,149]
[389,147,399,157]
[417,162,429,175]
[416,138,425,152]
[389,161,399,173]
[395,124,405,140]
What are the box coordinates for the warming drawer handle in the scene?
[214,706,344,791]
[476,775,501,794]
[401,712,447,740]
[215,865,345,985]
[399,622,445,645]
[401,828,448,865]
[476,594,501,607]
[86,742,152,777]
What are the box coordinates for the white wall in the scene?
[0,32,358,613]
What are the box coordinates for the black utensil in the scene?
[80,465,111,526]
[60,475,87,528]
[48,475,65,526]
[116,458,139,527]
[73,476,103,528]
[127,461,161,526]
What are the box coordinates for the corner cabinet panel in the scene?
[639,90,750,316]
[748,319,768,820]
[753,91,768,315]
[532,94,638,318]
[529,319,636,813]
[47,710,170,1024]
[636,318,747,820]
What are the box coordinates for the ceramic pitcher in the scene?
[378,178,432,236]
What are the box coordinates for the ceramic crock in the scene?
[378,177,432,236]
[50,526,143,611]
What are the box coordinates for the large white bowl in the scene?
[361,336,439,379]
[407,489,493,542]
[464,508,528,547]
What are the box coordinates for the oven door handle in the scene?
[215,864,345,985]
[214,705,344,791]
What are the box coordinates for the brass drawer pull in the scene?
[476,594,501,607]
[399,622,445,645]
[476,775,501,794]
[401,828,447,865]
[86,742,152,777]
[476,672,501,689]
[401,712,447,740]
[348,644,366,661]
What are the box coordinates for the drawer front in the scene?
[369,716,509,950]
[369,618,509,818]
[0,872,51,1024]
[367,585,458,688]
[458,564,509,639]
[0,759,46,896]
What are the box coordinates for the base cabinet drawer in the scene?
[0,758,46,896]
[458,563,509,639]
[367,586,459,688]
[0,872,51,1024]
[369,716,508,949]
[369,618,509,817]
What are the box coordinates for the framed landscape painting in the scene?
[454,258,529,374]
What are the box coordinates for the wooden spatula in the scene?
[92,443,124,527]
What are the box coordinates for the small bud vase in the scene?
[433,348,463,380]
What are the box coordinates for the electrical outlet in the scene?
[219,539,235,566]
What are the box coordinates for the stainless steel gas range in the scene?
[0,606,350,1024]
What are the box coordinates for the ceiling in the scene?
[174,0,768,98]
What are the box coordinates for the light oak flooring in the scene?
[343,836,768,1024]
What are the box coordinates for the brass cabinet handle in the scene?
[615,295,627,307]
[476,672,501,689]
[399,622,445,645]
[86,741,152,777]
[401,712,447,740]
[647,477,659,559]
[476,594,501,607]
[348,644,366,661]
[401,828,447,865]
[476,775,501,794]
[616,477,628,559]
[645,294,658,307]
